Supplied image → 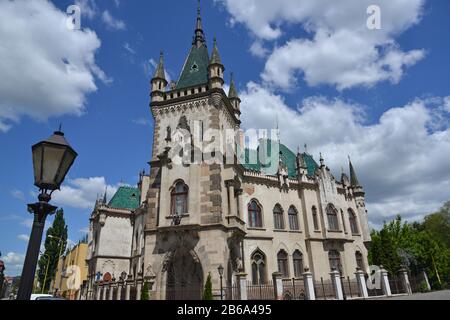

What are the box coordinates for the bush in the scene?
[418,281,430,293]
[141,281,150,300]
[202,273,213,300]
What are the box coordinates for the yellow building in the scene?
[52,243,88,300]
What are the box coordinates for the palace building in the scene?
[85,4,371,300]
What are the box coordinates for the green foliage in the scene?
[202,273,213,300]
[418,281,430,293]
[369,203,450,289]
[141,281,150,300]
[37,209,68,293]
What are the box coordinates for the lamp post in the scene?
[217,265,224,300]
[0,260,5,298]
[17,129,77,300]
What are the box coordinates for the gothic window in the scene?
[349,209,359,234]
[328,250,341,272]
[326,204,339,231]
[273,204,285,230]
[277,250,289,278]
[312,206,319,230]
[293,250,304,278]
[251,250,267,285]
[171,181,188,216]
[288,206,299,231]
[248,200,263,228]
[355,251,364,271]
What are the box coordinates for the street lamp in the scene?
[217,265,224,300]
[17,129,77,300]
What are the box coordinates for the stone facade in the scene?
[85,6,371,300]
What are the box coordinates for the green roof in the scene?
[108,186,140,210]
[176,44,210,90]
[242,141,319,179]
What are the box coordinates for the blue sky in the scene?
[1,0,450,276]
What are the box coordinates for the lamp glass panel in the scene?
[32,145,43,186]
[41,145,65,188]
[55,149,76,186]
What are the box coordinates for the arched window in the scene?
[326,204,339,231]
[355,251,364,271]
[171,181,188,216]
[328,250,341,272]
[273,204,285,230]
[251,250,267,285]
[312,206,319,230]
[348,209,359,234]
[288,206,299,231]
[277,250,289,278]
[293,250,304,278]
[248,200,263,228]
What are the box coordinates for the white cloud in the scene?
[17,234,30,242]
[0,0,109,132]
[249,41,269,58]
[123,42,136,55]
[1,252,25,276]
[132,118,151,126]
[102,10,126,30]
[52,177,119,209]
[10,189,25,201]
[79,227,89,234]
[240,83,450,225]
[218,0,426,90]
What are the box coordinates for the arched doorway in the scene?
[166,248,203,300]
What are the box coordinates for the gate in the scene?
[389,276,406,295]
[246,281,276,300]
[314,278,335,300]
[341,277,361,299]
[282,278,306,300]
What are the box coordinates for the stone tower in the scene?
[144,2,245,300]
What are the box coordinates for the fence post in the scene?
[96,283,102,300]
[355,268,368,299]
[302,268,315,300]
[125,275,133,300]
[330,269,344,300]
[399,267,412,295]
[422,270,431,291]
[236,273,248,301]
[136,273,143,301]
[380,266,392,297]
[102,283,108,300]
[272,272,284,300]
[117,279,123,300]
[108,281,115,300]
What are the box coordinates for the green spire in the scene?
[153,51,166,80]
[228,72,239,99]
[210,37,222,65]
[349,157,361,187]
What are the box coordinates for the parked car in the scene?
[30,294,53,300]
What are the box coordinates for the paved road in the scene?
[377,290,450,300]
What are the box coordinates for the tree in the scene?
[37,209,68,293]
[141,281,150,300]
[202,273,213,300]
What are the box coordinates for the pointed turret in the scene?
[193,0,206,48]
[228,72,241,118]
[349,157,361,187]
[208,37,225,89]
[151,51,168,103]
[176,2,210,90]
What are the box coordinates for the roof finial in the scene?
[197,0,201,17]
[193,0,206,47]
[304,143,308,154]
[320,152,325,167]
[103,187,108,204]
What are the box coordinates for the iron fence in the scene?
[314,278,335,300]
[365,274,384,297]
[223,284,240,300]
[389,276,406,295]
[341,277,361,299]
[282,278,306,300]
[246,281,276,300]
